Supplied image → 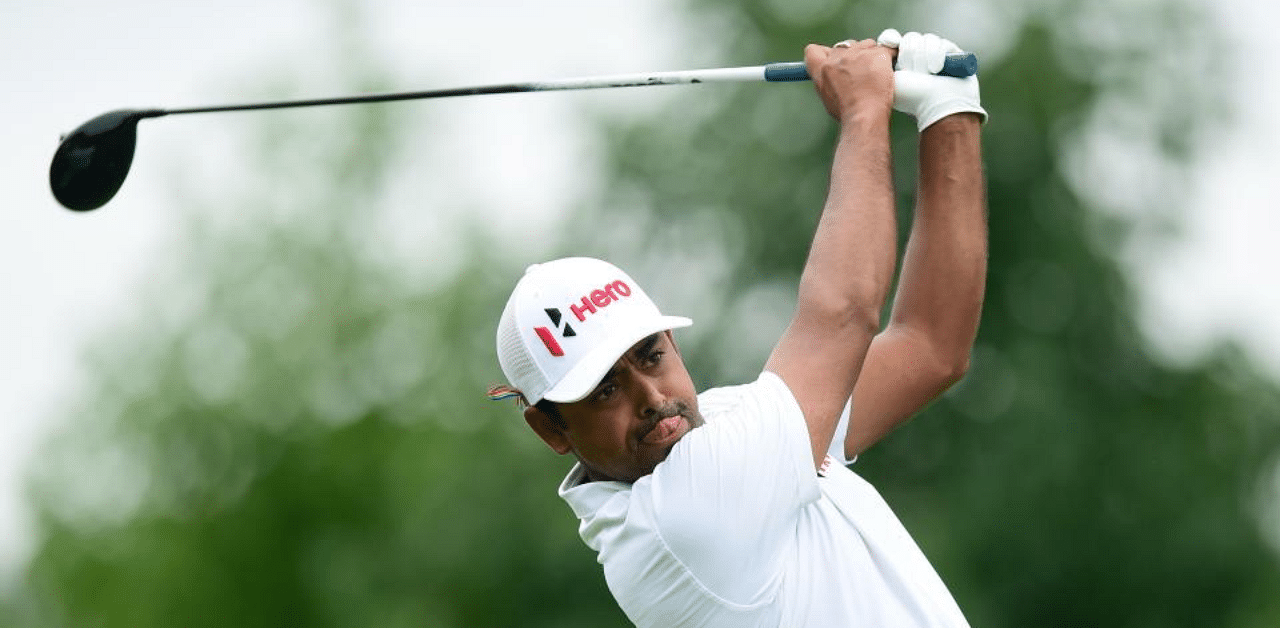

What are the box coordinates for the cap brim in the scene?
[541,316,692,404]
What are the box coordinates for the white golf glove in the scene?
[877,29,987,131]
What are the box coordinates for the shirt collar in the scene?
[558,462,630,519]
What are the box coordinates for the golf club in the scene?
[50,54,977,212]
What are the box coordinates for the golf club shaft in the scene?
[154,54,976,117]
[161,65,780,115]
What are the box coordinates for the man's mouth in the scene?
[642,414,688,446]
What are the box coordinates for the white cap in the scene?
[496,257,692,405]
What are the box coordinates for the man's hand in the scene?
[877,29,987,131]
[804,39,895,123]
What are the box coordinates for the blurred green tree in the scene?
[8,8,621,628]
[7,0,1279,627]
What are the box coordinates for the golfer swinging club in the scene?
[491,29,987,626]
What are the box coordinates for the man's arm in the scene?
[765,40,899,469]
[844,113,987,458]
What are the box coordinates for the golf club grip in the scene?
[763,52,977,82]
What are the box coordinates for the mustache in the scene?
[640,400,703,437]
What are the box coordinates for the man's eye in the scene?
[645,351,664,366]
[594,383,617,401]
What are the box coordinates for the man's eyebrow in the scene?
[631,333,661,359]
[588,334,662,396]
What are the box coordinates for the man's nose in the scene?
[635,375,669,419]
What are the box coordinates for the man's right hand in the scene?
[804,39,896,123]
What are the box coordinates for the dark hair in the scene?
[535,399,565,429]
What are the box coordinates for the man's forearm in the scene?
[800,110,898,319]
[838,113,986,458]
[787,109,899,461]
[889,113,987,370]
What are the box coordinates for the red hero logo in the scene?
[533,279,633,357]
[570,279,632,322]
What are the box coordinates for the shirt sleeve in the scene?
[826,397,858,466]
[641,371,820,605]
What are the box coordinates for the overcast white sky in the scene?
[2,0,1277,584]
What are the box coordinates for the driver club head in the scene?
[49,109,164,211]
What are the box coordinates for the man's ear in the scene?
[524,405,573,455]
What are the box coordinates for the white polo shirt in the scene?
[558,371,969,627]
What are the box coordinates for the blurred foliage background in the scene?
[5,0,1279,626]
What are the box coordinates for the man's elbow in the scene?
[899,326,972,390]
[936,348,971,389]
[886,320,975,390]
[796,278,889,336]
[798,297,883,342]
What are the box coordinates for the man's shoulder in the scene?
[695,381,750,416]
[696,371,791,419]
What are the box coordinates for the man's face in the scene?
[526,331,703,483]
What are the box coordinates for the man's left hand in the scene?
[877,29,988,131]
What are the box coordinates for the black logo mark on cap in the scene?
[545,308,575,337]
